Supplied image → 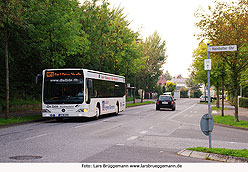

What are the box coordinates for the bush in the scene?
[239,97,248,108]
[0,97,40,112]
[126,97,134,102]
[180,87,189,98]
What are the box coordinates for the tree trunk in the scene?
[141,77,144,103]
[221,75,225,116]
[133,76,136,104]
[234,80,239,122]
[216,81,219,108]
[4,22,9,120]
[141,89,144,103]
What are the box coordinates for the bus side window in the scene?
[86,79,91,104]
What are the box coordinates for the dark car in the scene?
[156,95,176,111]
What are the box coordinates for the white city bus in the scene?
[41,69,126,120]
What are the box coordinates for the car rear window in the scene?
[159,96,172,101]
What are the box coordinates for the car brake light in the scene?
[171,101,174,105]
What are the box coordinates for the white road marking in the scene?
[167,103,200,127]
[116,143,125,146]
[139,131,148,134]
[149,126,154,129]
[168,103,197,120]
[127,136,138,141]
[74,125,86,129]
[24,133,52,141]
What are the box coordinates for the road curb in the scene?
[0,118,51,129]
[214,123,248,131]
[177,149,248,163]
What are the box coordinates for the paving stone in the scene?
[190,151,210,159]
[177,149,193,157]
[208,154,228,162]
[226,156,248,163]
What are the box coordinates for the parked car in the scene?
[200,95,212,102]
[156,95,176,111]
[163,92,172,96]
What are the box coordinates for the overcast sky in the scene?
[107,0,218,78]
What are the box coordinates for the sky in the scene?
[108,0,216,78]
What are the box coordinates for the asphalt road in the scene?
[0,98,247,163]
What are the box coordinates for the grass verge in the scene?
[211,106,227,111]
[213,115,248,129]
[0,114,42,126]
[127,101,154,107]
[187,147,248,159]
[199,101,215,105]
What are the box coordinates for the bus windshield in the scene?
[43,70,84,104]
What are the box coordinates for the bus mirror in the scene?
[88,79,93,88]
[35,74,42,85]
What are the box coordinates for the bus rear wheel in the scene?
[115,104,119,115]
[94,106,100,120]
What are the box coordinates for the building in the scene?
[157,75,167,87]
[171,75,187,91]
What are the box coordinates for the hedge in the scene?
[239,97,248,108]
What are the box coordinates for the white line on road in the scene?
[167,103,197,120]
[149,126,154,129]
[167,103,200,127]
[74,124,86,129]
[139,131,148,134]
[127,136,138,141]
[24,133,52,141]
[116,143,125,146]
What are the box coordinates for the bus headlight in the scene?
[76,109,88,112]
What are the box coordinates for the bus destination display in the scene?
[46,71,83,78]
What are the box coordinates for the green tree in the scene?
[191,41,208,101]
[136,31,167,102]
[164,70,172,80]
[30,0,89,68]
[165,81,176,95]
[186,72,202,98]
[0,0,25,119]
[180,87,189,98]
[195,0,248,121]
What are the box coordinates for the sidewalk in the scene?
[213,99,248,121]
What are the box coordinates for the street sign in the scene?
[200,114,214,136]
[207,45,237,52]
[204,59,211,70]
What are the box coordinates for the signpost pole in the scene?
[202,44,237,148]
[207,43,212,148]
